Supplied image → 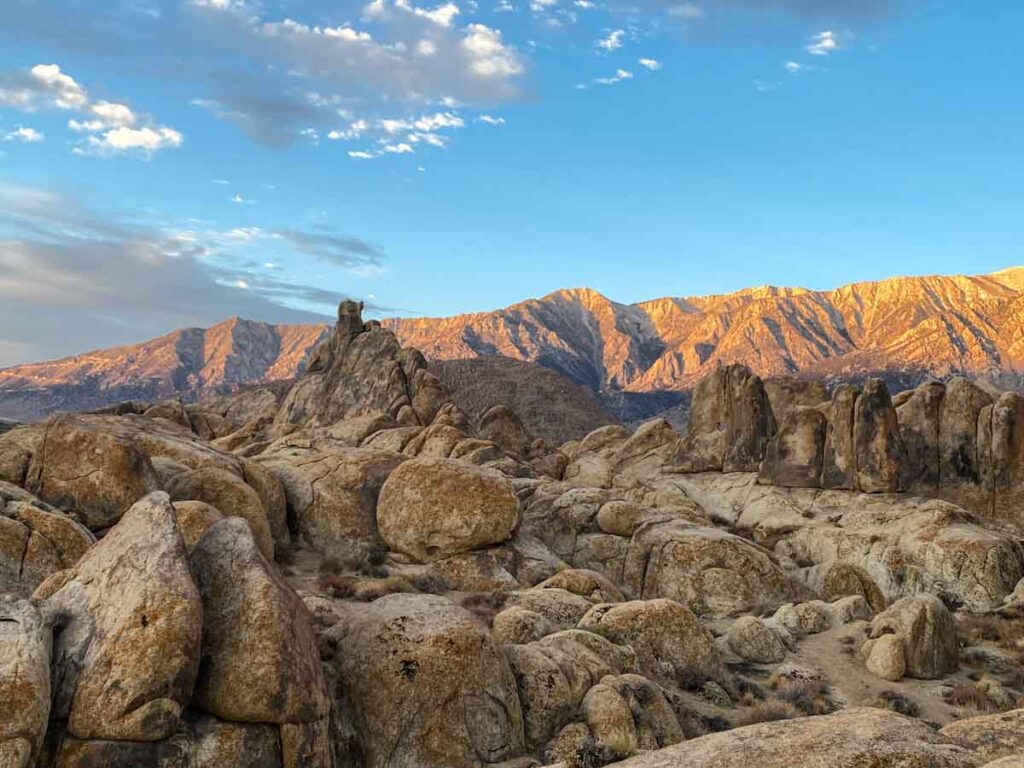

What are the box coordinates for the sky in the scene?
[1,0,1023,367]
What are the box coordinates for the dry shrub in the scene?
[318,573,358,599]
[957,613,1024,653]
[737,700,801,726]
[767,673,837,716]
[944,681,1002,713]
[870,689,920,718]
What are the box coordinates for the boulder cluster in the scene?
[2,305,1024,768]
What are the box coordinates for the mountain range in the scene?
[3,267,1024,422]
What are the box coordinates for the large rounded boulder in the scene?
[377,457,520,562]
[327,593,525,766]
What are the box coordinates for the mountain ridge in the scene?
[3,266,1024,421]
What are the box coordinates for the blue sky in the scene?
[1,0,1023,365]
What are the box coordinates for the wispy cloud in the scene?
[2,126,43,143]
[0,182,383,365]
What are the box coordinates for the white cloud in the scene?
[90,100,137,127]
[595,68,633,85]
[666,3,702,18]
[86,125,183,154]
[0,63,181,156]
[477,114,506,125]
[784,60,803,73]
[365,0,461,27]
[461,24,524,78]
[2,127,44,143]
[530,0,557,11]
[596,29,625,51]
[0,64,88,111]
[574,0,595,9]
[807,30,839,55]
[348,150,377,159]
[638,58,661,70]
[383,142,414,154]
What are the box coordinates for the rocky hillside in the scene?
[0,318,328,421]
[3,301,1024,767]
[386,267,1024,396]
[429,357,617,442]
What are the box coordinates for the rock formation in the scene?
[0,299,1023,768]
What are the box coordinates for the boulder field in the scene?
[1,302,1024,767]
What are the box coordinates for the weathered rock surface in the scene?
[328,594,524,766]
[623,519,792,617]
[505,629,637,748]
[40,492,202,742]
[600,707,976,767]
[166,466,275,560]
[377,457,520,562]
[26,413,161,529]
[668,364,776,473]
[940,709,1024,764]
[259,446,404,551]
[865,594,958,679]
[726,616,788,664]
[190,517,330,726]
[0,597,51,766]
[275,301,456,430]
[0,496,95,595]
[578,599,722,684]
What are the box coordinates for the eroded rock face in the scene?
[190,517,330,727]
[505,629,637,749]
[259,446,404,551]
[604,707,976,767]
[623,519,792,617]
[166,466,275,560]
[377,457,520,563]
[758,405,827,488]
[26,413,161,529]
[669,364,776,473]
[0,597,51,766]
[40,492,202,742]
[866,594,958,680]
[853,379,905,493]
[0,496,94,596]
[578,599,722,685]
[275,301,457,430]
[726,616,788,664]
[328,594,524,767]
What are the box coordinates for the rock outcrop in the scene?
[275,301,456,430]
[39,492,202,742]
